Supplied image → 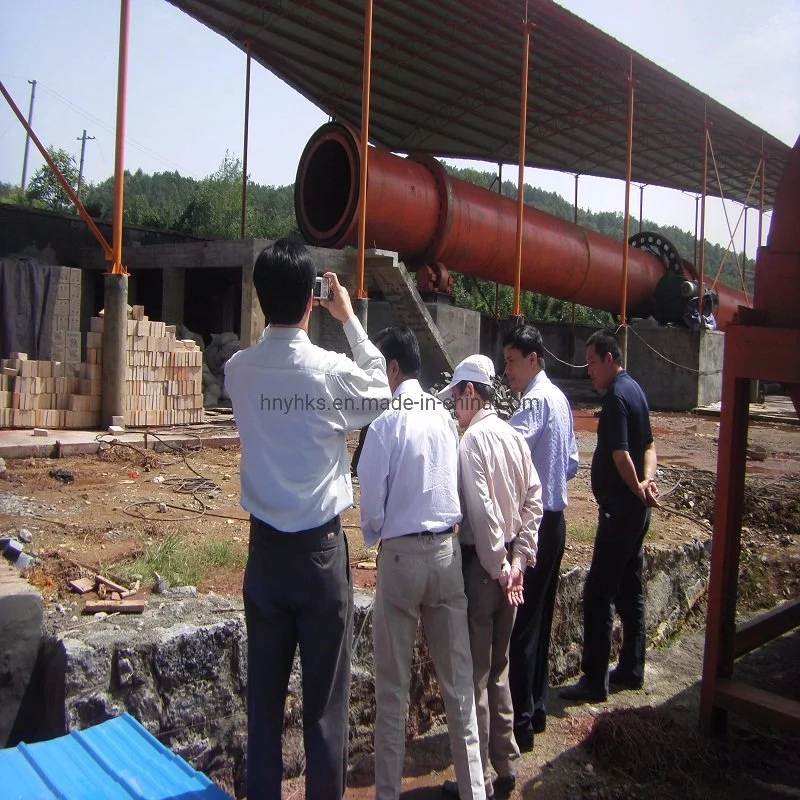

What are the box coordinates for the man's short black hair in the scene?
[503,324,544,359]
[374,326,421,378]
[453,380,494,403]
[586,329,623,365]
[253,238,316,325]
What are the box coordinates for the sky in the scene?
[1,0,798,257]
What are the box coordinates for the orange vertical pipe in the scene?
[758,139,765,250]
[241,40,252,239]
[355,0,374,300]
[571,173,578,328]
[698,117,709,302]
[512,15,533,317]
[111,0,130,275]
[0,80,112,260]
[620,59,635,329]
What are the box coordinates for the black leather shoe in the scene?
[559,678,607,703]
[532,709,547,734]
[493,774,516,798]
[609,668,644,690]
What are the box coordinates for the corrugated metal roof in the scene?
[166,0,790,209]
[1,713,232,800]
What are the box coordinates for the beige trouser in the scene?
[462,549,520,791]
[373,533,485,800]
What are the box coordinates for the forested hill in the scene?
[1,150,754,324]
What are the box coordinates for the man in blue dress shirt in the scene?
[503,325,579,750]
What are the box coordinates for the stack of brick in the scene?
[89,305,204,428]
[48,267,83,369]
[0,306,204,430]
[0,355,84,429]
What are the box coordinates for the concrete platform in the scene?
[694,394,799,425]
[0,420,239,460]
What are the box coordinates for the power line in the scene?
[36,83,199,177]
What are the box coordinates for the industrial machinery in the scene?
[294,122,750,329]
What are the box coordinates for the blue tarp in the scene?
[0,713,232,800]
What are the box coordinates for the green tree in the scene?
[25,147,79,213]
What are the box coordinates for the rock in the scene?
[18,528,33,544]
[163,586,197,598]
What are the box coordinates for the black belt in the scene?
[401,525,455,538]
[461,539,513,555]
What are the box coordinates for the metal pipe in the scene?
[693,194,699,265]
[620,62,635,325]
[241,40,252,239]
[512,15,533,317]
[111,0,131,275]
[571,173,578,329]
[698,117,709,304]
[355,0,374,301]
[638,184,644,234]
[758,139,765,250]
[295,121,750,330]
[496,162,502,320]
[742,205,748,286]
[620,60,635,368]
[0,79,112,260]
[21,79,36,190]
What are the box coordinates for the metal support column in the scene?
[240,40,252,239]
[354,0,374,330]
[619,58,635,368]
[512,10,533,319]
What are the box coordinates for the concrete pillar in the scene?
[101,273,128,427]
[161,267,185,325]
[240,262,264,348]
[353,297,368,331]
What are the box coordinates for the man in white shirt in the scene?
[224,239,390,800]
[357,326,485,800]
[503,325,579,751]
[438,355,542,800]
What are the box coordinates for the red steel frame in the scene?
[699,133,800,735]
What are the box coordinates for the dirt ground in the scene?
[1,399,799,798]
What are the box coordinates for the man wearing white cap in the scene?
[438,355,543,800]
[357,327,485,800]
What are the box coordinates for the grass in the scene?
[114,534,246,587]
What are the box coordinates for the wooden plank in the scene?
[95,574,128,594]
[715,679,800,733]
[68,577,95,594]
[84,600,146,614]
[734,599,800,658]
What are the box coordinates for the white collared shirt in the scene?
[508,371,579,512]
[458,407,542,580]
[357,379,462,547]
[224,316,391,532]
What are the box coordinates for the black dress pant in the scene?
[581,500,651,694]
[508,509,566,737]
[243,515,354,800]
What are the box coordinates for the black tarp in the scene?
[0,258,59,360]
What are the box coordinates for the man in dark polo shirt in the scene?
[560,330,660,703]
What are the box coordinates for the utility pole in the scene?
[76,129,95,200]
[20,79,37,190]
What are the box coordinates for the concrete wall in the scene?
[626,324,724,411]
[0,205,208,268]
